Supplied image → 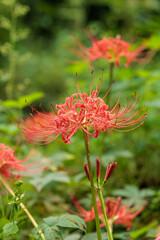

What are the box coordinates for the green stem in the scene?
[0,175,45,240]
[83,131,102,240]
[98,188,113,240]
[99,62,114,157]
[107,62,114,104]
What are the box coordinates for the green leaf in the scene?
[37,215,86,240]
[102,150,133,166]
[0,124,19,135]
[144,99,160,109]
[3,222,19,236]
[43,225,62,240]
[18,92,44,106]
[43,216,59,226]
[2,92,44,109]
[112,185,150,206]
[113,232,131,240]
[64,233,81,240]
[14,3,30,17]
[140,188,155,198]
[16,28,30,41]
[1,0,15,6]
[129,220,158,239]
[51,152,75,167]
[0,43,12,56]
[0,218,9,231]
[67,62,87,74]
[30,171,70,191]
[146,35,160,49]
[146,228,158,238]
[34,223,62,240]
[0,16,11,30]
[81,232,107,240]
[43,215,86,232]
[57,215,86,231]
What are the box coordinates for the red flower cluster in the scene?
[19,88,146,144]
[70,196,145,230]
[0,143,46,180]
[101,197,145,230]
[71,35,151,68]
[0,143,27,180]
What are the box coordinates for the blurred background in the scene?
[0,0,160,239]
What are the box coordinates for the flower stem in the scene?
[98,188,113,240]
[107,62,114,104]
[83,131,102,240]
[0,175,45,240]
[99,62,114,157]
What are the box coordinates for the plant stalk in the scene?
[99,62,114,157]
[83,130,102,240]
[107,62,114,104]
[98,188,113,240]
[0,175,45,240]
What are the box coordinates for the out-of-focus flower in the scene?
[0,143,47,180]
[71,34,152,68]
[103,197,146,230]
[19,86,146,144]
[70,196,146,230]
[19,112,56,144]
[69,196,95,222]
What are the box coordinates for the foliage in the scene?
[33,215,86,240]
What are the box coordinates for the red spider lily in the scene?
[69,196,95,222]
[19,112,57,144]
[19,85,147,144]
[0,143,47,180]
[103,197,146,230]
[71,34,152,68]
[70,196,146,230]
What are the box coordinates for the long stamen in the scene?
[103,80,114,100]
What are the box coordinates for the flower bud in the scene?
[96,157,101,179]
[104,162,117,181]
[84,162,90,181]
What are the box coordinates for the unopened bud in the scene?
[105,162,117,181]
[96,157,101,179]
[84,162,90,181]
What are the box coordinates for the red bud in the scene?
[84,162,90,181]
[96,157,101,179]
[105,162,117,181]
